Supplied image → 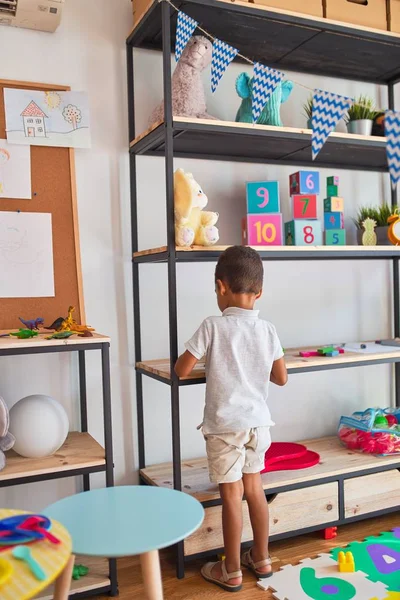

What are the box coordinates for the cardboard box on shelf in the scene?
[248,0,324,18]
[132,0,154,26]
[325,0,388,31]
[389,0,400,33]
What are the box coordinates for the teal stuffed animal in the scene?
[235,72,293,126]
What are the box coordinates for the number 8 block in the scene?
[242,214,283,246]
[289,171,320,195]
[292,194,317,219]
[285,220,323,246]
[246,181,280,214]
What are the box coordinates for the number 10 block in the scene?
[292,194,317,219]
[242,214,283,246]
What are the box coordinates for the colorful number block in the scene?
[289,171,320,195]
[246,181,280,214]
[324,229,346,245]
[242,214,283,246]
[324,197,344,213]
[327,176,339,187]
[285,219,322,246]
[292,194,317,219]
[324,212,344,230]
[327,184,339,197]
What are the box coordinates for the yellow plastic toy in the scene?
[338,550,355,573]
[59,306,94,334]
[174,168,219,247]
[0,558,13,587]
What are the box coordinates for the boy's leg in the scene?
[243,472,271,574]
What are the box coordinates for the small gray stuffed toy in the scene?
[0,396,15,470]
[149,35,218,124]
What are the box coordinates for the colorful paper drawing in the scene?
[0,139,31,199]
[4,88,91,149]
[0,211,55,298]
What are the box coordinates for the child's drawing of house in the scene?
[21,101,47,138]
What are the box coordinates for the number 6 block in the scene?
[285,220,322,246]
[292,194,317,219]
[289,171,320,195]
[242,214,283,246]
[246,181,280,214]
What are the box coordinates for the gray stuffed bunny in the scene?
[149,35,218,125]
[0,396,15,470]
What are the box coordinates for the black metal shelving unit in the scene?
[127,0,400,578]
[0,336,117,598]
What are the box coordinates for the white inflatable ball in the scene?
[9,395,69,458]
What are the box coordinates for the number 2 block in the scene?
[242,214,283,246]
[325,229,346,245]
[324,212,344,230]
[285,220,322,246]
[246,181,280,214]
[324,197,344,213]
[289,171,320,195]
[292,194,317,219]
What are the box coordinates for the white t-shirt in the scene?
[185,307,284,434]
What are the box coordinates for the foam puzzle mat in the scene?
[257,528,400,600]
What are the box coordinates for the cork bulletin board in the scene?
[0,79,85,330]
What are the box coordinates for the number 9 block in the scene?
[285,220,322,246]
[242,214,283,246]
[246,181,280,214]
[292,194,317,219]
[289,171,320,195]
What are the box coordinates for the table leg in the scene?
[140,550,164,600]
[54,554,75,600]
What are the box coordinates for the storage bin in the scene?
[132,0,154,26]
[389,0,400,32]
[325,0,388,31]
[249,0,324,17]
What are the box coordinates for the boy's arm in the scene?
[175,350,199,378]
[270,357,288,386]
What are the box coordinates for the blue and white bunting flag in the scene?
[175,12,198,62]
[211,39,239,93]
[252,63,284,124]
[385,110,400,188]
[312,89,353,159]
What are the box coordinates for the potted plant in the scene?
[353,204,395,245]
[345,95,379,136]
[303,95,313,129]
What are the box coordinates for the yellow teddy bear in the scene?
[174,168,219,247]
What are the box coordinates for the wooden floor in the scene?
[91,513,399,599]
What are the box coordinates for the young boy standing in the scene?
[175,246,288,593]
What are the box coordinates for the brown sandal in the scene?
[241,549,272,579]
[201,560,243,592]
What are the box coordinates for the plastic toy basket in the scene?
[338,408,400,455]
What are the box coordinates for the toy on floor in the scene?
[242,181,283,246]
[338,407,400,455]
[174,168,219,247]
[323,527,338,540]
[235,73,293,126]
[149,36,217,124]
[72,564,89,580]
[18,317,44,330]
[261,442,320,473]
[0,397,15,472]
[338,551,355,572]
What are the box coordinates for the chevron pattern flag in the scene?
[175,11,198,62]
[385,110,400,187]
[252,63,284,123]
[312,89,353,159]
[211,39,239,93]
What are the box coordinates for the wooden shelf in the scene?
[133,245,400,263]
[136,343,400,383]
[130,118,387,170]
[0,331,110,353]
[36,556,110,599]
[0,432,105,486]
[140,436,400,503]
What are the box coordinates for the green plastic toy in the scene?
[72,564,89,580]
[45,331,77,340]
[374,415,389,428]
[10,329,39,339]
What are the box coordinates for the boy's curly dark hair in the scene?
[215,246,263,294]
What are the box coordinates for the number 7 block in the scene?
[289,171,320,195]
[292,194,317,219]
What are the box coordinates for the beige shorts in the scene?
[204,427,271,484]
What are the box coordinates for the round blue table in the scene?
[44,486,204,599]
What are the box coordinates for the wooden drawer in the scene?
[325,0,388,31]
[389,0,400,32]
[248,0,323,18]
[344,469,400,518]
[184,482,338,555]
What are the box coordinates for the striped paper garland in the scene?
[175,11,198,62]
[312,89,353,159]
[385,110,400,188]
[252,63,284,124]
[211,39,239,93]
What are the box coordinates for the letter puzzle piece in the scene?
[246,181,280,214]
[242,214,283,246]
[292,194,317,219]
[324,229,346,245]
[324,212,344,230]
[290,171,320,195]
[257,554,388,599]
[285,220,322,246]
[338,551,355,572]
[324,197,344,213]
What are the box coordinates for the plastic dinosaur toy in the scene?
[59,306,94,334]
[45,317,65,331]
[72,564,89,580]
[19,317,44,330]
[8,329,39,339]
[45,331,77,340]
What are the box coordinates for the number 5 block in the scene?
[285,220,322,246]
[292,194,317,219]
[246,181,280,214]
[289,171,320,195]
[325,229,346,245]
[242,214,283,246]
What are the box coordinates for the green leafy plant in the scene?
[346,95,379,123]
[353,203,396,230]
[302,95,313,121]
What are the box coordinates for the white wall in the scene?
[0,0,396,509]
